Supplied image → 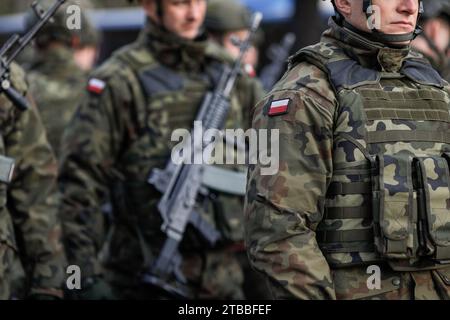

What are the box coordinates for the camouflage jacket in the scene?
[28,46,87,158]
[0,63,66,299]
[59,20,264,287]
[245,18,450,300]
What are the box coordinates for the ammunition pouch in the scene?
[372,154,417,260]
[414,154,450,262]
[371,153,450,264]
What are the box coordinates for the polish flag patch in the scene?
[268,98,290,116]
[87,78,106,94]
[244,64,256,78]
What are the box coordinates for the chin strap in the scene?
[342,20,415,46]
[365,24,423,43]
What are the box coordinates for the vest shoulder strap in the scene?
[289,41,380,92]
[288,41,339,74]
[289,41,446,92]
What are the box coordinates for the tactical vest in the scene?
[107,44,246,246]
[292,42,450,271]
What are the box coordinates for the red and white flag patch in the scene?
[268,98,290,116]
[87,78,106,94]
[244,64,256,78]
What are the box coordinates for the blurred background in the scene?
[0,0,334,73]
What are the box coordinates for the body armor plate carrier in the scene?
[292,40,450,271]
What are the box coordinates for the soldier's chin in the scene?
[384,24,415,35]
[179,28,200,40]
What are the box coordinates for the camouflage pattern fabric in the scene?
[27,46,87,158]
[59,19,265,299]
[245,17,450,300]
[0,63,66,300]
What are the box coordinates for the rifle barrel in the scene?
[5,0,67,65]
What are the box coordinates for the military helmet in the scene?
[77,7,99,47]
[205,0,252,32]
[24,0,94,48]
[421,0,450,23]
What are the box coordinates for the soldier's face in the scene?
[425,18,450,53]
[371,0,419,36]
[339,0,420,44]
[144,0,207,40]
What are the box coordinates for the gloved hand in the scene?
[28,294,61,300]
[27,288,64,300]
[67,276,116,300]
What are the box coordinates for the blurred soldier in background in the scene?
[205,0,261,72]
[204,0,270,300]
[73,20,100,71]
[0,63,66,300]
[25,0,99,158]
[412,0,450,81]
[59,0,264,300]
[72,0,100,71]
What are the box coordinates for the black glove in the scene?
[28,294,61,300]
[67,276,116,300]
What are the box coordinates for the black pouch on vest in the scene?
[372,154,417,259]
[414,155,450,263]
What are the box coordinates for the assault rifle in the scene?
[259,32,296,91]
[0,0,66,111]
[143,12,263,299]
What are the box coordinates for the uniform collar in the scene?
[323,17,411,73]
[138,18,209,72]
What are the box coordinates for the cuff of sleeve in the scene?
[28,287,64,299]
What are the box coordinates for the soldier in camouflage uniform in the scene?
[26,0,95,158]
[245,0,450,300]
[412,0,450,81]
[59,0,264,299]
[0,63,66,300]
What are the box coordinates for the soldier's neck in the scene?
[137,18,209,71]
[324,17,411,73]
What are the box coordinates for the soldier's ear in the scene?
[334,0,352,19]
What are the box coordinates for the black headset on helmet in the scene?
[155,0,164,21]
[331,0,424,43]
[127,0,164,23]
[128,0,166,31]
